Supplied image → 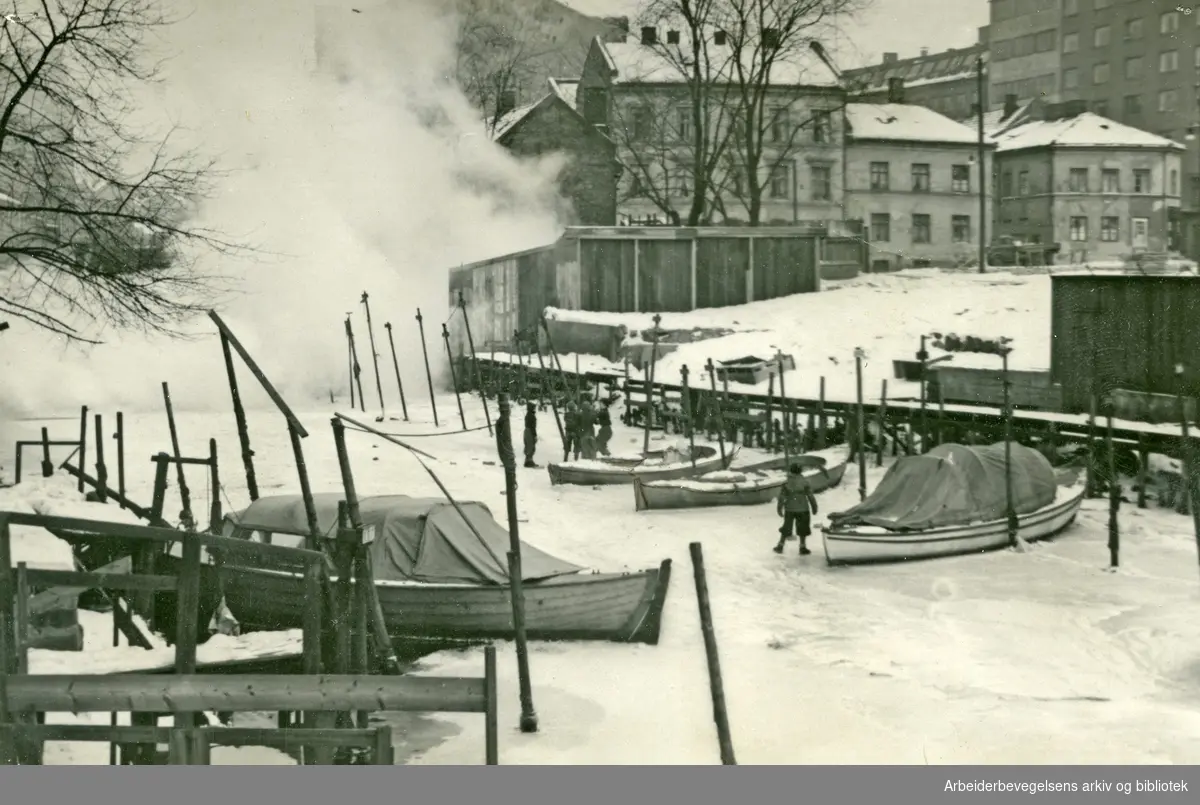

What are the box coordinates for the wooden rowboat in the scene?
[821,482,1086,565]
[632,448,848,511]
[548,444,738,486]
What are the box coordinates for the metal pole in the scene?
[458,291,493,435]
[977,54,988,275]
[383,323,409,421]
[443,323,468,430]
[415,308,440,427]
[345,317,366,413]
[360,292,387,420]
[854,347,867,501]
[1003,349,1018,548]
[497,394,538,733]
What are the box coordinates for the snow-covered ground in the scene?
[4,389,1200,764]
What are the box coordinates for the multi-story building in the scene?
[844,87,995,271]
[843,42,989,122]
[574,26,845,225]
[987,0,1064,110]
[992,100,1185,261]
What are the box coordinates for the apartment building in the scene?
[843,43,988,122]
[988,0,1064,108]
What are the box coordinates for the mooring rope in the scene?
[341,421,492,438]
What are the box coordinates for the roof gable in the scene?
[993,112,1185,152]
[492,92,613,149]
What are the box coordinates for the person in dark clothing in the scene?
[595,399,613,456]
[775,463,819,555]
[523,402,538,467]
[563,401,579,461]
[577,399,597,459]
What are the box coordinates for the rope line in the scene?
[342,421,492,438]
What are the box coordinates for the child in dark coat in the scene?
[775,464,819,555]
[523,402,538,467]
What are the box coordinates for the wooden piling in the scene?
[40,427,52,478]
[443,323,468,430]
[382,323,410,421]
[208,439,221,534]
[347,332,357,410]
[415,309,440,428]
[681,366,698,468]
[642,314,663,455]
[219,333,259,501]
[688,542,736,765]
[764,372,775,452]
[704,359,727,465]
[875,379,888,467]
[1086,395,1098,497]
[917,335,929,453]
[114,413,126,508]
[360,292,388,419]
[162,382,194,531]
[175,531,202,727]
[287,424,322,552]
[854,350,867,501]
[497,394,538,733]
[531,347,564,444]
[14,563,29,676]
[1002,349,1018,549]
[1137,434,1148,509]
[77,406,88,493]
[1105,405,1119,568]
[817,376,827,448]
[301,561,331,764]
[0,516,13,765]
[777,358,790,463]
[458,291,493,435]
[345,316,367,413]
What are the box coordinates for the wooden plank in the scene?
[205,727,385,749]
[25,569,178,593]
[207,310,309,437]
[16,723,173,744]
[5,675,488,714]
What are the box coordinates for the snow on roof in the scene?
[846,103,993,145]
[489,99,543,141]
[549,77,580,109]
[555,0,639,17]
[994,112,1185,152]
[844,43,986,92]
[600,39,839,87]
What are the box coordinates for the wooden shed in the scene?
[1050,272,1200,417]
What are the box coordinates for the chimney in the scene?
[666,29,680,45]
[497,89,516,118]
[882,52,898,64]
[762,27,780,49]
[886,77,906,103]
[919,46,929,57]
[978,25,990,45]
[713,29,727,46]
[1003,93,1018,118]
[640,26,657,45]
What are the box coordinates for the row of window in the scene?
[1063,48,1200,98]
[631,164,835,201]
[623,104,834,145]
[867,162,972,193]
[1066,215,1147,243]
[991,28,1058,62]
[995,0,1199,27]
[868,213,972,245]
[991,74,1057,106]
[999,166,1157,197]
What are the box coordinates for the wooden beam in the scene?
[5,674,489,713]
[207,310,309,437]
[59,463,166,525]
[24,569,178,593]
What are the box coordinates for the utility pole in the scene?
[976,54,988,275]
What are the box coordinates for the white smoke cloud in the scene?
[0,0,565,420]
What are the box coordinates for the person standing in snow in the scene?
[595,398,614,456]
[577,398,597,459]
[523,402,538,468]
[563,400,579,461]
[775,463,819,555]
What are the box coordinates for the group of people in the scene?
[521,395,617,468]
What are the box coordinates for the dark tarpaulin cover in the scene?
[828,443,1058,532]
[225,493,584,585]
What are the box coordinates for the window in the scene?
[1133,169,1151,193]
[951,215,971,243]
[1063,68,1079,89]
[1069,216,1088,242]
[1092,63,1109,84]
[1160,50,1178,73]
[911,214,931,244]
[1161,11,1179,34]
[1063,32,1079,53]
[1125,18,1143,40]
[1100,217,1119,242]
[1063,0,1077,14]
[768,164,789,199]
[1018,170,1030,195]
[1159,89,1177,112]
[1123,94,1142,116]
[1001,171,1014,197]
[810,165,832,200]
[911,163,931,192]
[951,164,970,193]
[630,104,653,140]
[1102,168,1120,193]
[1170,169,1179,196]
[769,106,790,143]
[1068,167,1089,192]
[1034,30,1056,52]
[870,161,890,190]
[812,110,833,143]
[676,105,691,141]
[870,213,891,242]
[1093,26,1110,48]
[1124,56,1142,79]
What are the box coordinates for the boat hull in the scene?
[548,446,737,486]
[633,453,847,511]
[821,485,1086,565]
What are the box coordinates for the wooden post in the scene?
[705,359,728,465]
[360,292,388,419]
[532,346,564,444]
[688,542,736,765]
[93,413,108,503]
[936,383,946,447]
[372,725,394,765]
[345,316,367,413]
[347,331,356,410]
[917,335,929,454]
[875,379,889,467]
[458,291,493,435]
[14,563,29,676]
[764,372,776,452]
[443,323,468,430]
[1105,402,1119,568]
[622,358,631,424]
[287,425,322,552]
[208,439,221,534]
[219,333,259,501]
[777,358,790,463]
[484,645,499,765]
[174,531,202,730]
[817,376,827,448]
[40,427,52,478]
[114,413,126,508]
[1086,395,1098,497]
[1136,434,1148,509]
[353,540,370,728]
[1002,349,1018,549]
[854,348,867,502]
[643,314,663,455]
[681,366,698,468]
[301,560,330,765]
[162,382,194,531]
[383,323,410,421]
[497,395,538,733]
[415,309,440,428]
[0,516,12,766]
[77,405,88,493]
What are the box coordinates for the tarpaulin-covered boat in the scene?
[822,443,1084,565]
[548,444,737,486]
[165,494,672,645]
[632,448,848,511]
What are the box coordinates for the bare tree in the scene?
[718,0,866,225]
[0,0,242,342]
